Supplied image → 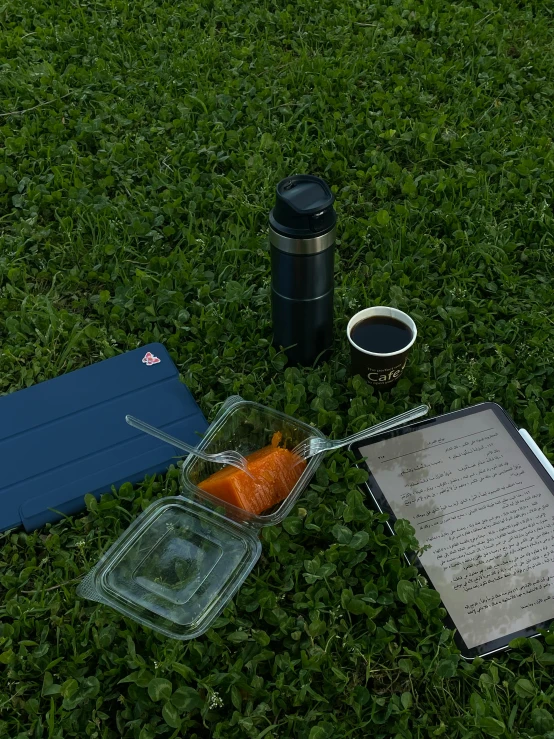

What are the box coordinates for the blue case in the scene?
[1,343,208,532]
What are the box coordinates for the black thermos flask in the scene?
[269,175,336,366]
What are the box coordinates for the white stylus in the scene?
[519,428,554,481]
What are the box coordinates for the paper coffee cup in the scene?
[347,307,417,389]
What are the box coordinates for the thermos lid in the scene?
[269,175,336,238]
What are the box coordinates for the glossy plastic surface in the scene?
[78,396,326,639]
[181,396,326,527]
[77,496,261,639]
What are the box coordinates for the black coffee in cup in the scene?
[350,316,413,354]
[347,307,417,389]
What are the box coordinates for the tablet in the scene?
[351,402,554,658]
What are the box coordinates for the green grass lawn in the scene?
[2,0,554,736]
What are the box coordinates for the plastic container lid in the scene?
[78,496,261,640]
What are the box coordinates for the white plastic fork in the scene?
[125,415,254,477]
[291,404,429,460]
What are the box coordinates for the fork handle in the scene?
[332,404,429,450]
[125,415,210,461]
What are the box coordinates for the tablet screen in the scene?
[358,406,554,651]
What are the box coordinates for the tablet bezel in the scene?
[350,401,554,659]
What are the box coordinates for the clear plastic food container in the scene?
[77,396,325,639]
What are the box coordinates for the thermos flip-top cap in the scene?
[269,175,336,238]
